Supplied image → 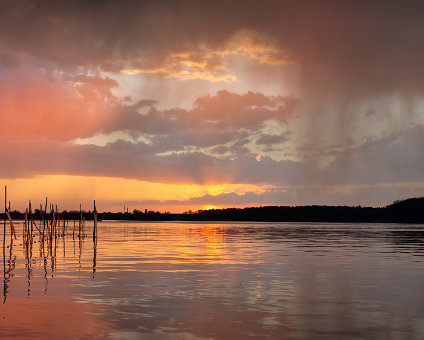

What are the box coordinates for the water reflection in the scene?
[93,236,97,277]
[1,222,424,339]
[1,299,111,338]
[2,231,15,304]
[2,220,97,303]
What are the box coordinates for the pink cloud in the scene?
[193,90,297,128]
[103,90,297,138]
[0,70,120,141]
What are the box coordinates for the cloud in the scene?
[0,66,299,178]
[2,1,424,94]
[192,90,297,128]
[325,125,424,185]
[256,132,291,145]
[96,90,298,152]
[0,136,316,187]
[2,69,297,151]
[2,122,424,208]
[121,52,237,83]
[121,29,290,82]
[0,69,121,141]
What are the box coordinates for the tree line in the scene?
[1,197,423,223]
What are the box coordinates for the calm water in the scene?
[1,221,424,339]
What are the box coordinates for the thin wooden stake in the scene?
[79,204,82,238]
[4,186,6,246]
[93,200,97,240]
[5,209,16,240]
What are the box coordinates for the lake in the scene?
[1,221,424,339]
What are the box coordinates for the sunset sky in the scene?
[1,0,424,212]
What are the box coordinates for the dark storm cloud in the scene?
[0,136,316,185]
[325,125,424,185]
[2,0,424,94]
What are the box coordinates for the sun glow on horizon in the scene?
[0,175,267,213]
[200,205,221,211]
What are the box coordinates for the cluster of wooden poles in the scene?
[2,186,99,303]
[2,186,98,247]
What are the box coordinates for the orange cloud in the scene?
[121,53,237,82]
[213,29,291,65]
[121,29,290,82]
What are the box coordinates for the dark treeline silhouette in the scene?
[187,200,419,223]
[1,197,424,223]
[184,205,385,222]
[0,209,97,221]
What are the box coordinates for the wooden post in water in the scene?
[43,198,48,239]
[29,200,33,243]
[54,205,57,240]
[4,190,16,240]
[57,207,60,237]
[93,200,97,240]
[82,205,85,234]
[24,209,28,243]
[50,203,54,241]
[48,200,52,240]
[79,204,82,238]
[40,203,45,240]
[3,186,6,248]
[52,210,54,241]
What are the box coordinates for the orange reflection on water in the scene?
[96,224,227,268]
[196,225,226,259]
[97,223,257,268]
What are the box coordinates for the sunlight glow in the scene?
[201,205,221,211]
[0,175,268,213]
[120,29,289,83]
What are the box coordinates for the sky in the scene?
[1,0,424,213]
